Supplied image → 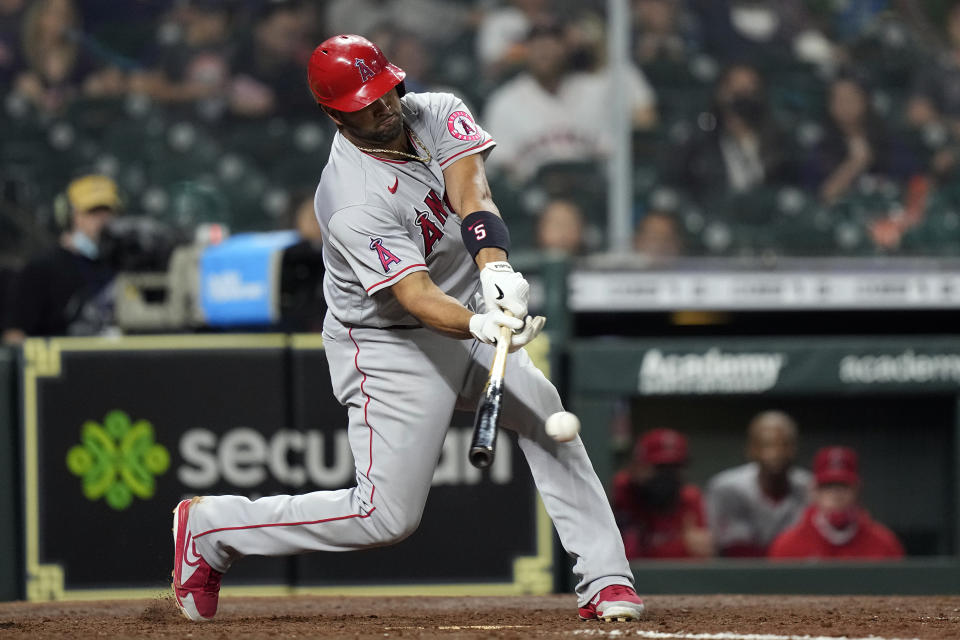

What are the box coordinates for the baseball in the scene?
[545,411,580,442]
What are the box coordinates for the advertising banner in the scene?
[570,337,960,395]
[20,335,551,601]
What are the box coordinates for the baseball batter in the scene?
[173,34,643,623]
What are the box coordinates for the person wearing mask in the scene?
[769,446,904,560]
[706,410,812,557]
[2,174,119,343]
[612,428,713,559]
[669,63,794,205]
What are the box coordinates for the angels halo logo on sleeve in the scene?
[447,111,483,141]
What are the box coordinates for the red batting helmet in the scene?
[307,34,406,112]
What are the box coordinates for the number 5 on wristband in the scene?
[461,210,509,257]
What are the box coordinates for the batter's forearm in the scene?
[409,294,474,339]
[390,271,474,339]
[444,156,500,221]
[442,154,512,269]
[474,247,508,269]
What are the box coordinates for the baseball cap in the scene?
[813,446,859,486]
[66,175,121,213]
[634,428,688,465]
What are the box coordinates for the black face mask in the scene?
[724,95,765,122]
[634,468,682,512]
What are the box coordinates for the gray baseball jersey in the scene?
[706,462,812,554]
[317,92,494,328]
[185,91,635,605]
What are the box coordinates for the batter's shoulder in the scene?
[401,91,470,124]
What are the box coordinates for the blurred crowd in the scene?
[6,1,960,338]
[612,412,905,561]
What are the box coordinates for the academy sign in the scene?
[839,350,960,385]
[639,347,787,394]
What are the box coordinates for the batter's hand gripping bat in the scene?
[468,311,513,468]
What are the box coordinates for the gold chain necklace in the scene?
[354,126,432,163]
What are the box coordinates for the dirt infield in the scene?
[0,594,958,639]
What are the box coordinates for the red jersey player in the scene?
[612,429,712,560]
[769,446,903,560]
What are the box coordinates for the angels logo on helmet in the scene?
[355,58,377,83]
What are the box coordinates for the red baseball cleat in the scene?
[578,584,646,622]
[172,497,222,622]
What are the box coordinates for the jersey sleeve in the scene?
[326,205,429,295]
[425,93,497,169]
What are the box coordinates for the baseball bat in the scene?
[468,311,513,468]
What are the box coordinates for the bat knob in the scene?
[469,446,495,469]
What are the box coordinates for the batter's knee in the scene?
[367,507,422,546]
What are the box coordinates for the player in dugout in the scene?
[706,410,812,556]
[768,446,904,560]
[170,34,645,623]
[612,428,713,559]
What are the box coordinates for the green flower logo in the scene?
[66,410,170,511]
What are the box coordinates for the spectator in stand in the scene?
[689,0,837,68]
[476,0,552,82]
[706,410,812,557]
[0,0,25,89]
[128,0,234,117]
[536,198,587,255]
[323,0,475,49]
[668,63,795,204]
[12,0,125,116]
[907,1,960,129]
[632,0,698,66]
[769,446,904,560]
[2,175,119,343]
[484,20,656,185]
[806,72,919,205]
[633,210,683,262]
[229,1,314,119]
[279,193,326,333]
[612,428,713,560]
[372,28,434,95]
[907,1,960,181]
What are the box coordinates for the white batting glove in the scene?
[469,310,524,345]
[507,315,546,353]
[468,312,546,353]
[480,261,529,318]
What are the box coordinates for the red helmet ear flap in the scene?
[307,34,406,112]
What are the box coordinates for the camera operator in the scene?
[2,175,120,343]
